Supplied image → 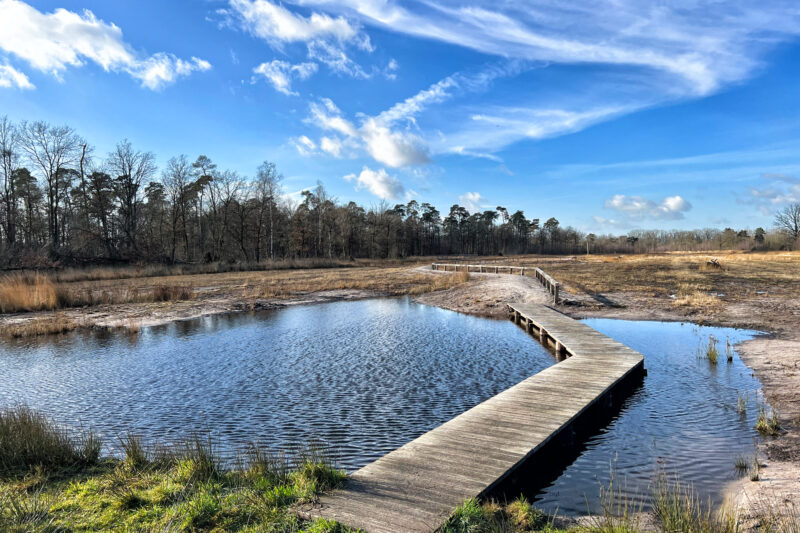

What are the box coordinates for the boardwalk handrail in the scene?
[431,262,527,275]
[533,267,560,304]
[431,263,560,304]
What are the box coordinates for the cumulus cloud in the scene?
[604,194,692,220]
[303,97,429,167]
[344,166,405,199]
[0,0,210,90]
[459,192,485,212]
[0,62,33,89]
[252,59,317,95]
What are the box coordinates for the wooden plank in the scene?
[308,303,644,533]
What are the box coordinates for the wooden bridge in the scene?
[306,303,645,532]
[431,263,561,303]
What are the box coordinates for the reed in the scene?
[0,273,58,313]
[706,336,719,364]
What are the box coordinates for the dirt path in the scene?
[415,269,553,317]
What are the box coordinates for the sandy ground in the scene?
[2,264,798,526]
[420,269,800,527]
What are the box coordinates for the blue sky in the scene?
[1,0,800,233]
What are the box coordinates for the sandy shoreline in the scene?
[1,265,797,527]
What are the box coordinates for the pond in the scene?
[533,318,763,514]
[0,298,553,469]
[0,299,764,515]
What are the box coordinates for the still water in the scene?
[0,299,763,514]
[534,318,762,514]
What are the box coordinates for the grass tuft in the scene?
[706,335,719,364]
[755,405,780,436]
[0,405,101,476]
[0,273,58,313]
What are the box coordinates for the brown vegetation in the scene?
[0,315,81,338]
[0,273,58,313]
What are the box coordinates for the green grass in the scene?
[755,405,781,436]
[0,405,101,476]
[0,407,355,532]
[706,336,719,364]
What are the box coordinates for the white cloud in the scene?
[604,194,692,220]
[360,118,429,167]
[225,0,373,79]
[252,59,317,95]
[320,136,343,157]
[285,0,800,157]
[307,98,359,137]
[459,191,485,212]
[0,0,210,90]
[344,166,405,199]
[303,97,428,167]
[227,0,361,45]
[133,54,211,91]
[290,135,317,156]
[297,0,799,96]
[0,62,33,89]
[440,105,632,153]
[742,174,800,215]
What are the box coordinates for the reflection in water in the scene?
[0,302,763,515]
[532,319,762,514]
[0,299,552,470]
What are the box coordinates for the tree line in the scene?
[0,116,795,268]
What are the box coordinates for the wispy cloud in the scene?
[0,62,33,89]
[297,0,799,95]
[281,0,800,157]
[252,59,317,95]
[223,0,374,78]
[740,173,800,215]
[0,0,210,90]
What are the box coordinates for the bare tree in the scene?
[0,116,19,244]
[775,203,800,245]
[107,139,157,256]
[161,155,192,263]
[254,161,282,261]
[18,121,83,251]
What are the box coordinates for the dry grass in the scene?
[0,273,58,313]
[232,265,466,300]
[0,315,80,338]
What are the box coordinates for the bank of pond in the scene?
[0,298,777,531]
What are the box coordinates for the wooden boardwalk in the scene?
[307,303,645,532]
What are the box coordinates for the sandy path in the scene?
[415,268,553,317]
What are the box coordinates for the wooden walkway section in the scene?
[307,303,645,532]
[430,263,561,303]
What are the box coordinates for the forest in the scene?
[0,117,789,268]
